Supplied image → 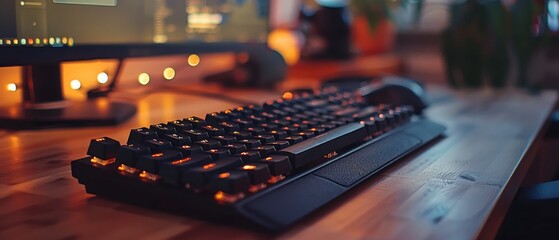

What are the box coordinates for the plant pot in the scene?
[352,17,395,55]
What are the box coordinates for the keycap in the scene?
[281,136,303,145]
[150,124,177,136]
[136,150,183,173]
[246,127,266,135]
[223,143,247,154]
[206,112,229,124]
[254,145,276,157]
[237,150,262,162]
[208,171,251,194]
[87,137,120,160]
[267,140,290,150]
[115,144,151,166]
[183,129,209,141]
[361,120,379,136]
[239,164,272,184]
[164,133,192,147]
[295,131,315,140]
[277,123,368,168]
[184,116,206,128]
[258,155,292,176]
[159,153,213,185]
[195,139,221,150]
[175,144,204,156]
[145,138,173,152]
[184,157,243,188]
[229,130,252,139]
[218,122,240,132]
[352,106,378,121]
[254,134,275,144]
[128,128,158,144]
[201,125,225,136]
[167,120,192,131]
[206,148,231,160]
[237,139,262,148]
[268,130,287,139]
[212,135,237,145]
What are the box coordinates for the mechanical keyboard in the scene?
[71,89,446,231]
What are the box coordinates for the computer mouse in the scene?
[322,75,428,114]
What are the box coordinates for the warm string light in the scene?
[97,72,109,84]
[188,54,200,66]
[163,67,175,80]
[70,79,82,90]
[6,83,18,92]
[138,73,150,85]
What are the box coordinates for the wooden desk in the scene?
[0,85,556,240]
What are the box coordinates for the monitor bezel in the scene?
[0,41,269,67]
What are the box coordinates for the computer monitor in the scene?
[0,0,271,129]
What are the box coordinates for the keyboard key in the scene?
[159,153,213,185]
[150,124,177,136]
[167,120,192,131]
[258,155,293,176]
[115,144,151,166]
[232,118,253,128]
[277,123,368,169]
[351,106,378,121]
[195,139,221,150]
[267,129,287,139]
[205,112,229,124]
[246,127,266,135]
[218,122,240,132]
[237,150,262,162]
[372,115,388,131]
[164,133,192,147]
[208,171,251,194]
[127,128,158,144]
[136,150,183,173]
[223,143,247,154]
[281,136,303,145]
[254,145,276,157]
[295,131,315,140]
[267,140,290,150]
[306,127,326,135]
[229,130,252,139]
[175,144,204,156]
[183,129,210,141]
[248,115,266,124]
[254,134,275,144]
[201,125,226,136]
[237,139,262,148]
[184,116,206,128]
[145,138,173,152]
[206,148,231,160]
[212,135,237,145]
[87,137,120,160]
[221,109,242,119]
[184,157,243,188]
[259,123,278,131]
[239,164,272,185]
[281,126,299,135]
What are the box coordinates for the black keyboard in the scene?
[71,89,445,231]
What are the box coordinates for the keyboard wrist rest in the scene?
[237,120,445,230]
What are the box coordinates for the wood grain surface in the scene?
[0,84,556,240]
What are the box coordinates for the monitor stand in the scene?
[0,64,136,130]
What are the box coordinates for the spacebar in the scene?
[276,122,368,169]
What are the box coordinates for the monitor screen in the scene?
[0,0,270,65]
[0,0,275,130]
